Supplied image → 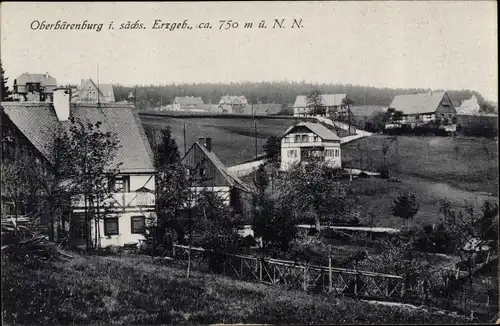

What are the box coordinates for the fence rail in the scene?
[171,244,406,300]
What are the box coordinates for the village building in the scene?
[172,96,205,112]
[218,96,248,114]
[280,122,342,171]
[71,78,115,103]
[386,91,457,127]
[1,92,156,248]
[293,94,347,117]
[181,137,253,221]
[456,95,481,115]
[12,72,58,102]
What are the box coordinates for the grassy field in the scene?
[342,135,498,195]
[140,115,300,166]
[1,252,471,325]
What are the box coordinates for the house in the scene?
[71,79,115,103]
[456,95,481,115]
[12,72,57,102]
[1,91,156,248]
[387,91,456,126]
[218,96,248,114]
[293,94,347,117]
[181,137,253,221]
[280,122,342,171]
[172,96,205,111]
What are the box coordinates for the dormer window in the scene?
[109,176,130,193]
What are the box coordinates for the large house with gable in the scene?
[1,89,156,248]
[71,78,116,103]
[387,91,457,127]
[280,122,342,171]
[293,94,347,117]
[12,72,58,102]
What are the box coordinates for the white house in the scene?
[456,95,481,115]
[280,122,342,171]
[1,91,156,248]
[293,94,347,117]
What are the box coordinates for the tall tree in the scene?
[1,60,12,101]
[263,136,281,162]
[64,118,121,251]
[306,89,325,116]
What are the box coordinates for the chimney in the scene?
[45,72,49,79]
[53,88,71,121]
[205,137,212,151]
[198,137,205,145]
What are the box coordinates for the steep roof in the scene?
[388,92,449,115]
[284,122,341,141]
[184,142,252,193]
[1,102,155,173]
[72,79,115,102]
[294,94,347,108]
[174,96,204,106]
[14,73,57,86]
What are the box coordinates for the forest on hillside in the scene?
[112,81,488,111]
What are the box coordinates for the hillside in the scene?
[1,252,470,325]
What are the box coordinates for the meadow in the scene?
[1,252,470,325]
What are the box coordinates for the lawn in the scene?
[342,135,498,195]
[1,252,471,325]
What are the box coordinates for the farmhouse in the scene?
[12,72,58,102]
[181,137,253,220]
[280,122,341,171]
[1,91,156,248]
[293,94,347,117]
[456,95,480,115]
[387,91,456,126]
[173,96,205,112]
[71,78,115,103]
[218,95,248,114]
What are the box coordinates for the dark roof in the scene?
[389,91,450,115]
[1,102,155,173]
[14,73,57,86]
[294,94,346,108]
[284,122,341,141]
[184,142,252,193]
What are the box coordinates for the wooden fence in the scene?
[171,244,406,301]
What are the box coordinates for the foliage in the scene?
[263,136,281,161]
[276,161,357,229]
[392,192,420,226]
[305,89,325,116]
[63,118,121,250]
[0,60,12,101]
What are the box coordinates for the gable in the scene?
[182,143,233,188]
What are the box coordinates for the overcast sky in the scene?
[1,1,497,101]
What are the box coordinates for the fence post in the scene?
[172,245,176,258]
[303,264,308,291]
[328,246,332,293]
[259,259,263,281]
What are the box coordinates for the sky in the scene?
[1,1,498,101]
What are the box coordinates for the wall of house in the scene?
[191,186,231,205]
[130,174,155,192]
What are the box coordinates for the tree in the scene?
[263,136,281,162]
[392,192,420,227]
[277,161,356,230]
[63,118,121,251]
[1,60,12,101]
[306,89,325,116]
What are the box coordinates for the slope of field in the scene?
[1,252,470,325]
[140,114,350,166]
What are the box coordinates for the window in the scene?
[314,136,319,142]
[104,217,119,236]
[131,216,146,234]
[301,134,308,142]
[335,149,339,157]
[288,150,297,158]
[199,166,206,176]
[295,135,301,143]
[110,176,130,193]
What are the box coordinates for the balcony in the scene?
[72,192,155,209]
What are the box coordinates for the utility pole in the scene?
[254,119,258,160]
[183,123,187,156]
[160,86,162,110]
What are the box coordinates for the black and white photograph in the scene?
[1,1,498,325]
